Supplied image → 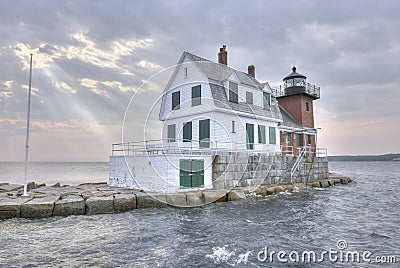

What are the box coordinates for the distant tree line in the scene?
[328,154,400,162]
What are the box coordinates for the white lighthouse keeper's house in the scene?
[109,46,283,192]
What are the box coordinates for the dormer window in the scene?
[229,81,238,103]
[263,92,271,110]
[246,91,253,105]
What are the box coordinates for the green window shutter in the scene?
[258,125,266,144]
[246,91,253,104]
[263,92,271,110]
[199,119,210,148]
[229,81,238,103]
[191,85,201,106]
[269,126,276,144]
[172,91,180,110]
[183,122,192,142]
[167,124,176,142]
[246,123,254,149]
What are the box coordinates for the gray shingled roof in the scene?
[182,52,265,89]
[180,52,281,120]
[209,83,282,120]
[279,106,305,130]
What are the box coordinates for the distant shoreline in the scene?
[328,154,400,162]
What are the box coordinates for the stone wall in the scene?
[212,152,328,191]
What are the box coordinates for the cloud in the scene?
[1,0,400,161]
[3,80,15,89]
[136,60,162,70]
[53,81,76,94]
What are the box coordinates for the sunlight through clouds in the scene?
[52,81,77,94]
[13,32,155,75]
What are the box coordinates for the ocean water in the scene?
[0,162,108,186]
[0,162,399,267]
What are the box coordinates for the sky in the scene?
[0,0,399,161]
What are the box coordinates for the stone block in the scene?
[54,195,85,216]
[320,180,330,188]
[186,193,204,206]
[227,189,246,201]
[136,193,167,209]
[265,187,275,195]
[255,186,266,196]
[309,181,321,188]
[273,186,285,194]
[282,184,294,191]
[0,198,28,219]
[21,196,59,218]
[203,190,227,204]
[341,177,351,184]
[0,184,23,192]
[166,193,187,207]
[85,195,114,215]
[113,193,136,213]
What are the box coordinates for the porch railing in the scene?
[111,139,327,158]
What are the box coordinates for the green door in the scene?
[191,160,204,187]
[246,123,254,149]
[180,159,204,188]
[179,160,192,188]
[199,119,210,148]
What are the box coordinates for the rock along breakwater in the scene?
[0,174,351,220]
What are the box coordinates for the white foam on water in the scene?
[236,250,252,265]
[314,187,326,191]
[206,246,253,267]
[205,245,236,266]
[279,190,292,195]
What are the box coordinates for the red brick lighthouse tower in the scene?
[276,66,320,155]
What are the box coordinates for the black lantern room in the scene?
[282,66,320,99]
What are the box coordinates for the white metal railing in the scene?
[112,139,286,156]
[291,147,306,183]
[281,145,294,156]
[272,82,320,98]
[111,139,327,159]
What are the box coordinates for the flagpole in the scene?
[22,53,33,197]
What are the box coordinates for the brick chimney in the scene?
[248,65,255,78]
[218,45,227,65]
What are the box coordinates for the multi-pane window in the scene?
[246,91,253,104]
[258,125,266,144]
[229,81,238,103]
[167,124,176,142]
[192,85,201,106]
[199,119,210,148]
[263,92,271,110]
[183,122,192,142]
[269,126,276,144]
[172,91,180,110]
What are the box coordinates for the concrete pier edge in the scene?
[0,174,352,220]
